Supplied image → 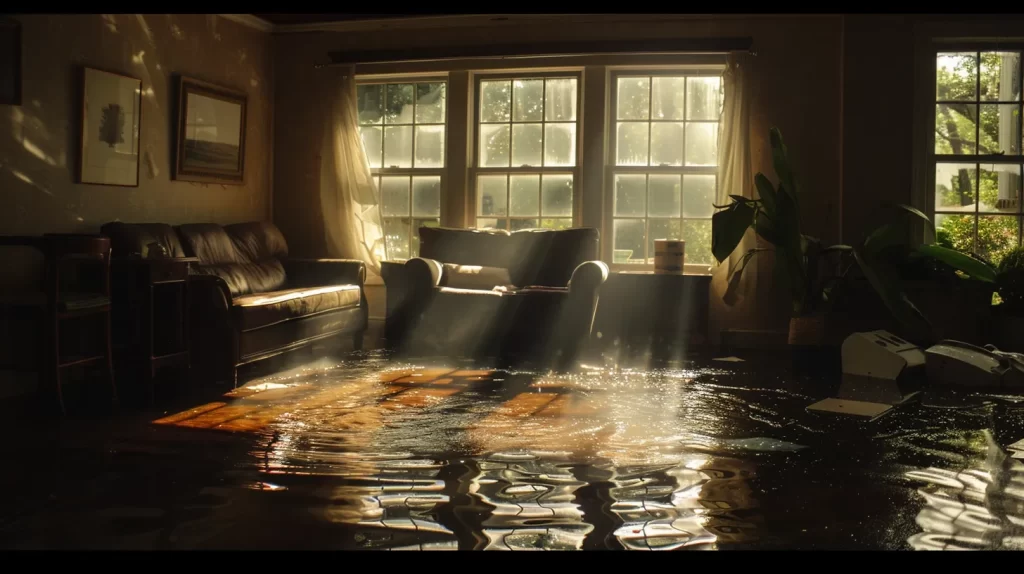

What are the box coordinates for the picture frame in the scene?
[78,67,142,187]
[174,76,247,184]
[0,17,21,106]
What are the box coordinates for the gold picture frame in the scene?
[174,76,247,184]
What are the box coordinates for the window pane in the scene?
[936,53,978,101]
[478,175,508,217]
[648,174,681,218]
[385,84,414,124]
[513,79,544,122]
[357,84,384,125]
[977,215,1020,264]
[383,126,413,168]
[359,126,382,169]
[934,163,977,212]
[511,123,543,167]
[380,176,410,217]
[613,219,645,264]
[616,122,650,166]
[687,77,722,120]
[685,122,718,166]
[650,122,684,166]
[614,174,647,217]
[414,125,445,168]
[648,220,682,264]
[935,104,979,155]
[411,218,440,257]
[479,124,511,167]
[543,123,576,167]
[981,52,1022,102]
[651,77,686,120]
[541,174,573,217]
[617,77,650,120]
[384,217,410,261]
[509,174,540,216]
[412,176,441,217]
[540,218,572,230]
[683,174,716,219]
[480,80,511,122]
[477,218,506,230]
[511,218,538,231]
[545,78,577,121]
[980,104,1021,155]
[979,163,1022,213]
[682,219,714,265]
[935,213,975,254]
[415,83,446,123]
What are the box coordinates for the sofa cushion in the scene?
[440,264,514,290]
[100,222,186,258]
[232,285,362,331]
[225,222,289,261]
[177,224,242,265]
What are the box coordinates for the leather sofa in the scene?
[396,226,608,368]
[101,221,367,386]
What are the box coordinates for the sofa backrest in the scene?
[176,222,288,298]
[418,226,599,287]
[100,222,186,259]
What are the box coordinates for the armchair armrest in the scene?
[282,258,366,288]
[568,261,609,295]
[405,257,444,292]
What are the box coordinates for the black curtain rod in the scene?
[317,37,755,68]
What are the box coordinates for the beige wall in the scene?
[0,14,273,246]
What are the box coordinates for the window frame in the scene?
[469,70,584,231]
[925,44,1024,261]
[605,66,725,274]
[356,74,450,261]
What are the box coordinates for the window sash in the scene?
[605,68,723,271]
[928,48,1024,259]
[471,72,583,229]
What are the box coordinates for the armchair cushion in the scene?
[440,264,513,290]
[232,285,362,331]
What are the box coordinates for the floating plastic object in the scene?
[841,330,925,381]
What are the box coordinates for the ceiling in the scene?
[253,14,451,26]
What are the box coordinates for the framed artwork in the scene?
[0,17,20,106]
[79,67,142,187]
[174,76,247,184]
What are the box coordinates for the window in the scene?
[473,75,580,231]
[608,71,723,267]
[933,51,1023,265]
[357,80,447,260]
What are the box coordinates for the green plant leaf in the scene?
[712,201,755,263]
[773,184,808,313]
[770,128,798,207]
[754,173,778,220]
[917,244,997,283]
[854,248,932,341]
[754,212,780,246]
[723,248,772,306]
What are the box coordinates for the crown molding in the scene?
[219,14,275,33]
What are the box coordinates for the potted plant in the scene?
[993,247,1024,352]
[712,127,997,347]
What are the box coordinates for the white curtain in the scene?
[709,52,757,345]
[319,66,387,277]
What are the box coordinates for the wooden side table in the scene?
[591,271,711,360]
[110,257,198,404]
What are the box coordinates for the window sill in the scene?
[607,263,712,276]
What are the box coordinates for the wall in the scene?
[0,14,273,287]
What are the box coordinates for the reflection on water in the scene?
[906,431,1024,550]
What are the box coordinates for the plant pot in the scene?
[788,315,829,347]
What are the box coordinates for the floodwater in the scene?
[3,350,1024,550]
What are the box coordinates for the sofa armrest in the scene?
[189,274,232,312]
[405,257,444,292]
[568,261,609,295]
[282,258,366,288]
